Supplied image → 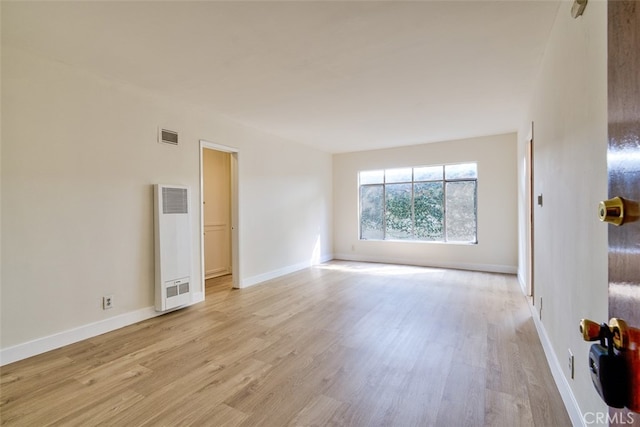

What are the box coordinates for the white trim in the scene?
[1,307,160,366]
[240,254,333,288]
[517,270,527,294]
[525,124,535,298]
[526,298,585,427]
[199,140,240,288]
[199,140,239,154]
[333,253,517,274]
[191,291,204,305]
[1,296,207,367]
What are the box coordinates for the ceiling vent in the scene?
[159,128,179,145]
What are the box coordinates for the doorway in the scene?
[199,140,240,289]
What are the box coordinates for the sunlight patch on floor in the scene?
[315,261,441,276]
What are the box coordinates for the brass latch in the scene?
[598,197,640,226]
[598,197,625,226]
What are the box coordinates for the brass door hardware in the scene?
[598,197,625,225]
[580,318,604,341]
[598,197,639,225]
[580,317,639,412]
[609,317,629,350]
[580,317,629,350]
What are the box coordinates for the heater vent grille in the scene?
[179,283,190,294]
[167,285,178,298]
[166,283,189,298]
[162,187,188,214]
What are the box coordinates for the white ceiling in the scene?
[2,1,559,153]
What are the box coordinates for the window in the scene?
[359,163,477,243]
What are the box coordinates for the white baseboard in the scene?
[239,254,334,288]
[191,291,204,304]
[0,295,207,367]
[333,253,517,275]
[517,271,527,294]
[0,306,161,366]
[526,298,585,427]
[2,255,339,366]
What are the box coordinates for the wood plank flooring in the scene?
[0,261,571,426]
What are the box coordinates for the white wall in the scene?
[517,0,608,422]
[333,133,517,273]
[1,47,333,360]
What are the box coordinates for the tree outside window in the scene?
[358,163,477,243]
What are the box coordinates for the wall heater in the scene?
[154,184,192,312]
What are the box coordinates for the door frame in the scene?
[526,122,535,299]
[199,140,240,289]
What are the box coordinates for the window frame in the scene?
[358,163,478,244]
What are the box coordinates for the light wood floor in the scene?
[0,261,570,426]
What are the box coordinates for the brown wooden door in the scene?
[608,1,640,424]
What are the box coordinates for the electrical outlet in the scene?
[568,349,574,379]
[103,295,114,310]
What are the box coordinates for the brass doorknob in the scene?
[580,318,602,341]
[579,317,629,350]
[609,317,629,350]
[598,197,625,225]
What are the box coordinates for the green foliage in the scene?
[360,180,476,242]
[414,182,444,240]
[385,184,412,239]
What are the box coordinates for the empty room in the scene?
[2,1,640,426]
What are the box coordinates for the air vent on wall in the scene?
[162,187,188,214]
[159,128,179,145]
